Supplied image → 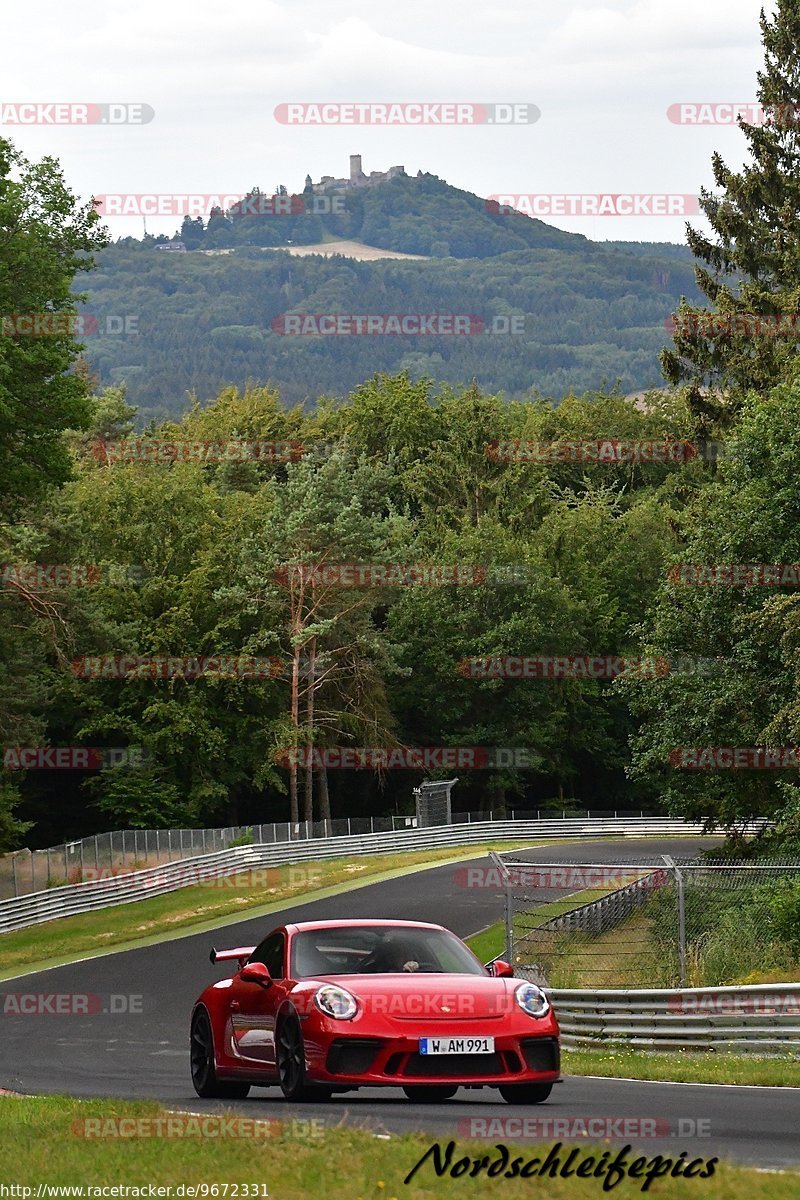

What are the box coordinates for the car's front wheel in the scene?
[276,1015,332,1102]
[499,1083,553,1105]
[402,1085,458,1103]
[190,1009,250,1099]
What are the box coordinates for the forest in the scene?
[83,229,699,419]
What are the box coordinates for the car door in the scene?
[229,931,288,1068]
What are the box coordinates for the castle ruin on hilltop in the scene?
[306,155,408,194]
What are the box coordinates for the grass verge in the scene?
[0,840,541,980]
[1,1095,797,1198]
[466,882,625,966]
[562,1045,800,1087]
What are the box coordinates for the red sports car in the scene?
[190,918,559,1104]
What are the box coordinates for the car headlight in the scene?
[314,984,358,1020]
[515,982,550,1018]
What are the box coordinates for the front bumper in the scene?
[307,1032,560,1086]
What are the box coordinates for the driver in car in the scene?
[360,934,420,973]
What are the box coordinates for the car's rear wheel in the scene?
[499,1083,553,1105]
[276,1015,332,1102]
[402,1085,458,1103]
[190,1009,250,1099]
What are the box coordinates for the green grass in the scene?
[528,908,663,989]
[466,921,508,963]
[0,840,543,980]
[563,1045,800,1087]
[2,1095,798,1198]
[467,885,623,966]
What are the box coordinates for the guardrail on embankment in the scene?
[0,817,719,934]
[2,808,661,899]
[545,983,800,1053]
[526,868,669,937]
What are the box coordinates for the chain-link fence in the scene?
[491,854,800,989]
[0,808,651,899]
[0,816,419,899]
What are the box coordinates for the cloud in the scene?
[0,0,771,241]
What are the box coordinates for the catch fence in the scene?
[0,808,653,899]
[491,853,800,989]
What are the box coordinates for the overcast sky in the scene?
[1,0,776,243]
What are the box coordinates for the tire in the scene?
[276,1015,332,1102]
[190,1009,251,1099]
[402,1085,458,1103]
[499,1083,553,1105]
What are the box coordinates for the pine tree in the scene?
[662,2,800,432]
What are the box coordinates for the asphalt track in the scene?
[2,837,799,1171]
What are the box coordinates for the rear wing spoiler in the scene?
[209,946,255,966]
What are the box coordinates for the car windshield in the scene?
[291,925,487,978]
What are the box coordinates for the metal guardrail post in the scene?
[489,851,514,966]
[662,854,686,987]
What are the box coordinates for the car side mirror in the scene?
[489,959,514,978]
[240,961,272,986]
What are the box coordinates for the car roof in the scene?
[284,919,446,934]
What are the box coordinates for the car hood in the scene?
[294,972,522,1020]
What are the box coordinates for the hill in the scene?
[169,171,589,259]
[82,172,700,419]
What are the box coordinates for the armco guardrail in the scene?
[545,983,800,1053]
[1,809,657,898]
[0,817,719,934]
[528,869,669,937]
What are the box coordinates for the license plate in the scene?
[419,1036,495,1055]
